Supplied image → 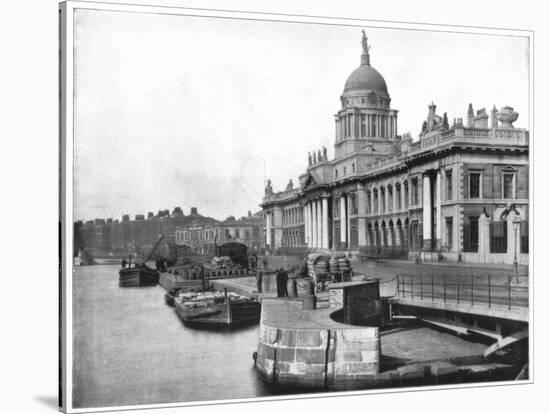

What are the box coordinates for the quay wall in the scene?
[255,300,380,388]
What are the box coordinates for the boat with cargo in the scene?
[118,236,164,287]
[174,289,261,329]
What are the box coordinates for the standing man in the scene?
[281,268,289,297]
[256,268,263,293]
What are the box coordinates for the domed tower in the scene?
[334,31,399,158]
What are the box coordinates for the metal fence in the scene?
[396,273,529,310]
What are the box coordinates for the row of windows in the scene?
[335,169,517,217]
[176,227,260,243]
[468,171,517,199]
[339,113,395,138]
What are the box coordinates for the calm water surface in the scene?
[72,264,272,409]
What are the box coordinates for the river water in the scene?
[71,263,496,409]
[72,264,272,409]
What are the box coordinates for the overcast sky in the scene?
[73,8,529,222]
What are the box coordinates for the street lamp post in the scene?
[513,219,521,283]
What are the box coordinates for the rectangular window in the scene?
[361,114,366,137]
[445,217,453,250]
[469,172,481,199]
[503,173,515,198]
[446,170,453,200]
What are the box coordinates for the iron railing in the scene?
[396,273,529,310]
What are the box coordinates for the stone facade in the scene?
[260,33,529,265]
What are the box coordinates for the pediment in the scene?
[301,173,320,191]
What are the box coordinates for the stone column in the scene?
[317,199,323,248]
[435,171,442,250]
[479,213,490,263]
[266,211,271,249]
[322,197,329,249]
[422,174,432,250]
[312,201,318,248]
[304,203,309,247]
[340,195,347,249]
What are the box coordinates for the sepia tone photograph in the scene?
[59,1,533,412]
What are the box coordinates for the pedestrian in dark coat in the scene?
[281,269,289,297]
[275,268,283,297]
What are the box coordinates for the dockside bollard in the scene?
[290,278,298,298]
[307,279,315,296]
[302,294,317,310]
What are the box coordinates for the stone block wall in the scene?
[255,322,380,389]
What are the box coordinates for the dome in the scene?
[343,65,388,96]
[342,31,389,98]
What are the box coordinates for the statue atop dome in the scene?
[361,30,371,66]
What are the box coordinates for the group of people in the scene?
[254,267,292,297]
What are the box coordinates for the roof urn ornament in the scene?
[497,106,518,128]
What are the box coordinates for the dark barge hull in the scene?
[119,268,159,287]
[175,300,261,329]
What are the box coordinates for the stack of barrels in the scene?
[314,257,329,274]
[328,254,351,273]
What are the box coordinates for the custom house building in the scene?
[260,32,529,265]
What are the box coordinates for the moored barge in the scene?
[174,290,261,329]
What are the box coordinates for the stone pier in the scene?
[254,299,380,389]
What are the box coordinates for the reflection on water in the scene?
[72,265,273,409]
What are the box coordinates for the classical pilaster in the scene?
[422,174,432,250]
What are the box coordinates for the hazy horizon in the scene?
[73,9,529,222]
